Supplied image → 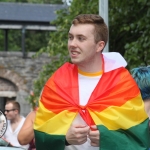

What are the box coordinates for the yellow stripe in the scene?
[34,101,77,135]
[78,68,103,77]
[89,94,148,130]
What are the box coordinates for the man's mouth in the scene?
[71,51,79,55]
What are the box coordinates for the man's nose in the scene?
[69,38,77,47]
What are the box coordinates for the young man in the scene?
[3,100,29,149]
[34,14,150,150]
[131,66,150,118]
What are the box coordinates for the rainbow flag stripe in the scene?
[34,62,150,150]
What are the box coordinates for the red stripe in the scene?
[41,63,139,114]
[88,67,140,112]
[41,63,79,114]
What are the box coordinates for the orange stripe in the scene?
[41,63,140,115]
[87,67,139,112]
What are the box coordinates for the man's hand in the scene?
[66,124,90,145]
[89,125,100,147]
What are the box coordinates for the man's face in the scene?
[4,103,17,120]
[68,24,102,68]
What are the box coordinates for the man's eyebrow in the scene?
[77,34,85,37]
[68,33,85,37]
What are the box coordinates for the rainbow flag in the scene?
[34,62,150,150]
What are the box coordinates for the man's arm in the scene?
[18,111,36,145]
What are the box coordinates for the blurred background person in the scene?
[131,66,150,118]
[3,100,29,149]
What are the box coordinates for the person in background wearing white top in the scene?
[3,100,29,149]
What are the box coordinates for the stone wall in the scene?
[0,51,52,116]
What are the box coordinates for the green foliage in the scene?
[0,30,4,50]
[8,30,22,51]
[124,0,150,69]
[25,30,50,52]
[0,30,22,51]
[109,0,150,69]
[0,29,50,52]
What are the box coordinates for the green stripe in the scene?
[98,119,150,150]
[34,119,150,150]
[34,130,65,150]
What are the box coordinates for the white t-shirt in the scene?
[4,116,29,149]
[65,52,127,150]
[65,73,101,150]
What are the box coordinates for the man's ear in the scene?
[96,41,105,53]
[14,109,19,114]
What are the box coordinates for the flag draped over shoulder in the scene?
[34,61,150,150]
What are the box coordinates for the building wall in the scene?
[0,51,51,116]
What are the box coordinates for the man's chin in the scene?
[71,59,80,65]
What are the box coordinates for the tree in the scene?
[28,0,150,107]
[109,0,150,69]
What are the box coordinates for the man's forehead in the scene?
[69,24,94,35]
[5,103,13,107]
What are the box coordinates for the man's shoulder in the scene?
[54,62,77,75]
[46,62,77,85]
[102,52,127,72]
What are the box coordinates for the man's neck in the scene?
[78,54,103,73]
[10,115,22,132]
[11,115,22,124]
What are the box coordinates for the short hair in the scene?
[6,101,20,114]
[72,14,108,47]
[131,67,150,101]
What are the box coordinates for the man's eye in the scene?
[78,37,84,41]
[68,36,73,40]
